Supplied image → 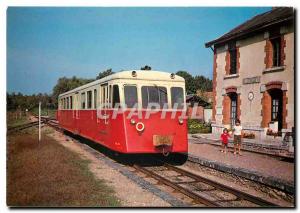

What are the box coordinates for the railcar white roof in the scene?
[59,70,185,97]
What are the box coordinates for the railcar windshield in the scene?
[171,87,184,109]
[124,85,138,108]
[142,86,168,109]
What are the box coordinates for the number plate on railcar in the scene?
[153,135,173,146]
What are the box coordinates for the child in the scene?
[220,128,230,154]
[233,119,243,155]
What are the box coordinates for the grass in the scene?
[7,114,29,129]
[188,119,212,134]
[7,131,120,207]
[30,108,57,119]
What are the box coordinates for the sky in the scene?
[7,7,271,95]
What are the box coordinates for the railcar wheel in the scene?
[165,153,188,165]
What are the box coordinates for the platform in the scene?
[187,136,294,194]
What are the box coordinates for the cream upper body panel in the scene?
[59,70,184,98]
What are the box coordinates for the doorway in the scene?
[269,89,283,131]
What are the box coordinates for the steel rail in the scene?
[163,163,279,207]
[133,164,219,207]
[8,121,42,132]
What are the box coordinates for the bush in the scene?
[188,119,211,134]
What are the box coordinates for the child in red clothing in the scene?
[220,128,230,154]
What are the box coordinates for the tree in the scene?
[96,69,114,80]
[194,75,213,92]
[176,71,196,94]
[52,76,93,107]
[141,65,151,70]
[176,71,212,95]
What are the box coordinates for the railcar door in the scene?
[99,83,109,141]
[74,92,80,134]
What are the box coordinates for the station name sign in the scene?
[243,76,260,85]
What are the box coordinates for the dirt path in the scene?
[47,129,170,207]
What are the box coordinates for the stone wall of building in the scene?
[212,25,294,139]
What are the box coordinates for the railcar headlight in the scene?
[130,119,136,125]
[170,73,175,79]
[178,118,184,125]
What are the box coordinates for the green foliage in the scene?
[7,69,211,111]
[176,71,212,94]
[96,69,114,80]
[52,76,94,106]
[188,119,212,134]
[7,92,54,111]
[194,75,213,92]
[141,65,152,70]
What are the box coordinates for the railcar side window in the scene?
[109,85,112,107]
[63,98,66,109]
[94,89,97,109]
[66,97,69,109]
[171,87,184,109]
[87,91,92,109]
[141,86,168,109]
[81,92,86,109]
[124,85,138,108]
[70,96,73,109]
[112,85,120,108]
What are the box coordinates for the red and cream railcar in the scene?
[57,70,188,155]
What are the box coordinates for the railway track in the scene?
[133,162,279,207]
[38,117,283,207]
[7,121,42,132]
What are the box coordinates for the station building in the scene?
[205,7,294,140]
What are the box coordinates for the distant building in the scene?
[186,94,212,123]
[205,7,294,140]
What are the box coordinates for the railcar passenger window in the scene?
[81,92,86,109]
[109,85,112,108]
[66,97,69,109]
[124,85,137,108]
[141,86,168,109]
[70,96,73,109]
[63,98,66,109]
[112,85,120,108]
[171,87,184,109]
[94,89,97,109]
[87,91,92,109]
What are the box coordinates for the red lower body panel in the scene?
[57,109,188,154]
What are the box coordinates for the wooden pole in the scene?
[39,102,41,142]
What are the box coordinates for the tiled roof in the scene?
[205,7,294,48]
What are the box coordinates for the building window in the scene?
[229,43,237,74]
[272,98,279,121]
[229,93,237,126]
[271,37,281,67]
[87,91,92,109]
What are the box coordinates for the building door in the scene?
[229,93,237,127]
[269,89,283,131]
